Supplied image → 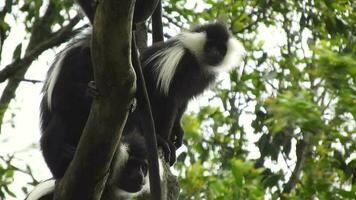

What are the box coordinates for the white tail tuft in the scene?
[26,179,55,200]
[146,40,185,95]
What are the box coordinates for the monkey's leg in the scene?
[171,121,184,149]
[40,115,76,179]
[170,103,187,149]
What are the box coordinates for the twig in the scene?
[0,16,83,83]
[283,139,308,193]
[13,77,43,84]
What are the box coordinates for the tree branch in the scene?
[0,16,83,83]
[283,139,308,193]
[0,10,83,133]
[132,33,162,200]
[152,0,164,42]
[54,0,136,199]
[13,77,43,84]
[0,0,13,59]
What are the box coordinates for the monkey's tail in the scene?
[25,179,55,200]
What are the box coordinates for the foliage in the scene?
[0,0,355,199]
[0,155,38,198]
[0,155,16,198]
[169,0,356,199]
[0,0,80,198]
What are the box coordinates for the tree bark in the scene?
[152,0,164,43]
[54,0,136,199]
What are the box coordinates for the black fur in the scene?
[110,132,148,194]
[40,39,93,178]
[26,133,149,200]
[40,22,234,179]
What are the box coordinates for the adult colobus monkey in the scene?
[26,132,160,200]
[40,21,245,179]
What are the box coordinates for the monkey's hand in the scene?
[87,81,100,98]
[157,136,176,166]
[87,81,136,113]
[171,123,184,149]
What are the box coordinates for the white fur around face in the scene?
[146,29,245,95]
[179,32,207,61]
[146,32,207,95]
[26,179,55,200]
[206,37,246,73]
[111,152,164,199]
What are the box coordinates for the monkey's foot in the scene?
[87,81,100,98]
[172,128,184,149]
[157,136,176,166]
[129,98,137,113]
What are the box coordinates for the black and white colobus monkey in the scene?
[40,21,245,179]
[73,0,245,162]
[26,132,159,200]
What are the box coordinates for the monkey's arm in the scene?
[152,98,179,165]
[171,103,187,149]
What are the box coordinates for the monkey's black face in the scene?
[117,157,148,193]
[194,21,230,66]
[203,40,227,66]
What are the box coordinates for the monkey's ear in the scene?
[133,0,159,23]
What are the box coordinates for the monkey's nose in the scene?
[206,49,223,65]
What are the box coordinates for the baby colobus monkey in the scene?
[26,132,158,200]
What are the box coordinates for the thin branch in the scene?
[13,77,43,84]
[132,34,162,200]
[234,15,260,34]
[233,0,272,34]
[0,0,13,59]
[0,15,83,83]
[321,94,334,115]
[152,0,164,42]
[283,139,308,193]
[162,15,185,29]
[12,165,40,185]
[147,28,172,39]
[54,0,137,198]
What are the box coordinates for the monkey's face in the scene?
[195,22,230,67]
[203,40,228,66]
[116,157,148,193]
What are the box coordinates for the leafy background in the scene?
[0,0,355,199]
